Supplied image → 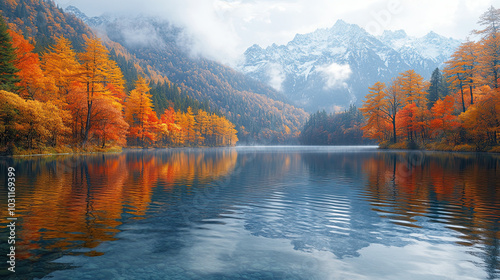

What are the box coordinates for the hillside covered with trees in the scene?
[0,12,237,154]
[359,6,500,152]
[0,0,309,154]
[68,6,308,144]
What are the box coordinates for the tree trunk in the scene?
[83,100,92,145]
[469,85,474,105]
[392,117,397,143]
[82,81,93,146]
[460,85,465,112]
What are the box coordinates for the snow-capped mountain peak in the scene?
[239,21,461,113]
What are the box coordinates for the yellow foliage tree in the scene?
[124,76,158,146]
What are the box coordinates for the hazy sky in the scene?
[54,0,495,65]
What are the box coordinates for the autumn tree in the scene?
[474,6,500,89]
[210,113,238,146]
[385,78,405,143]
[400,70,427,107]
[41,36,80,99]
[360,82,390,142]
[430,96,459,142]
[176,107,198,145]
[7,29,49,100]
[0,90,69,152]
[125,76,158,146]
[0,15,20,92]
[92,96,129,148]
[444,41,482,112]
[158,107,180,145]
[196,109,210,145]
[361,77,406,144]
[460,93,500,148]
[78,36,126,145]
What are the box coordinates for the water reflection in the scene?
[361,151,500,279]
[0,148,238,278]
[0,147,498,279]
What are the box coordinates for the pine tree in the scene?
[0,15,20,92]
[427,68,442,109]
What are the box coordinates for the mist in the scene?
[55,0,494,66]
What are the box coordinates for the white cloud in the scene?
[267,63,286,91]
[317,63,352,89]
[55,0,497,65]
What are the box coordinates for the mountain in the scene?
[65,6,307,144]
[239,20,461,112]
[0,0,92,52]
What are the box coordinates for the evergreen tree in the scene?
[440,73,451,97]
[427,68,442,109]
[0,15,20,92]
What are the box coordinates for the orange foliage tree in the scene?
[125,76,158,146]
[41,36,80,100]
[7,29,50,100]
[430,96,460,142]
[78,36,126,145]
[360,82,390,142]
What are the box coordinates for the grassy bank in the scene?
[1,145,123,156]
[379,141,500,153]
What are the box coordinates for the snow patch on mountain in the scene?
[239,20,461,112]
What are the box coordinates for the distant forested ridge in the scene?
[300,106,374,145]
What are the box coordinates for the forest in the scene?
[359,7,500,152]
[299,105,374,145]
[0,0,310,151]
[0,14,238,155]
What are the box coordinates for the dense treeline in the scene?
[360,6,500,152]
[299,106,374,145]
[0,15,237,155]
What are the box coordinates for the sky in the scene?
[54,0,496,65]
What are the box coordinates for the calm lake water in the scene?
[0,146,499,279]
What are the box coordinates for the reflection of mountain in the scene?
[235,150,398,258]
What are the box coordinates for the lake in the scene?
[0,146,499,279]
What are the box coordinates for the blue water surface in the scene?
[0,146,498,279]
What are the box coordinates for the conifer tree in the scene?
[0,15,20,92]
[427,68,442,109]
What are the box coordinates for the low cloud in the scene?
[267,63,286,91]
[56,0,495,66]
[117,21,164,48]
[316,63,352,89]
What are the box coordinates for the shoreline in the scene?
[1,145,499,158]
